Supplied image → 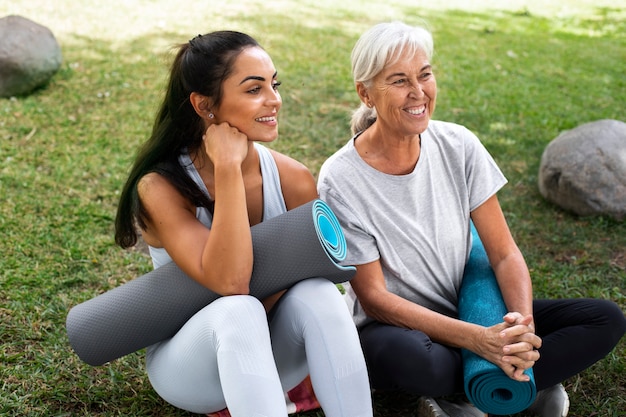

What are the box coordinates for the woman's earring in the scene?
[208,113,214,119]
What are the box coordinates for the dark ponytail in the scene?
[115,31,260,248]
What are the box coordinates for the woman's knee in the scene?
[595,298,626,343]
[151,295,268,355]
[289,277,343,299]
[573,298,626,339]
[282,278,350,320]
[271,278,358,359]
[210,294,265,318]
[211,295,268,332]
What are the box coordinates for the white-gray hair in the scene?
[350,21,434,134]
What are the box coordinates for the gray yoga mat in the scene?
[66,199,355,366]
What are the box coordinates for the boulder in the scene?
[538,119,626,221]
[0,15,62,97]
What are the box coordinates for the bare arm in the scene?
[350,260,486,349]
[138,123,253,296]
[471,194,542,379]
[471,195,533,318]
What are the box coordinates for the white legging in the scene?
[146,278,372,416]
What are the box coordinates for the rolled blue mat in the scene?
[66,199,355,366]
[459,223,536,415]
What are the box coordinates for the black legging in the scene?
[359,298,626,396]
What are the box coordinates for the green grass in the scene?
[1,1,625,416]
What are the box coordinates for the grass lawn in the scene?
[1,1,625,416]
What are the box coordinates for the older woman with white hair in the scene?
[318,20,625,417]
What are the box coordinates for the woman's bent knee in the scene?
[598,299,626,344]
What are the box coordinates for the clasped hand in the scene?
[478,312,542,382]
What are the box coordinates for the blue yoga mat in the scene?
[66,199,355,366]
[458,223,536,415]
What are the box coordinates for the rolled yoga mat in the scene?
[66,199,355,366]
[458,223,537,415]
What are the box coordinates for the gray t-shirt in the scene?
[317,120,507,328]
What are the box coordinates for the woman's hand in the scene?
[203,122,249,167]
[499,313,541,380]
[475,314,541,382]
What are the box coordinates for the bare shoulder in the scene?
[268,149,318,208]
[137,171,166,191]
[137,172,180,204]
[136,172,195,236]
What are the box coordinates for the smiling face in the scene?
[359,48,436,138]
[213,46,282,143]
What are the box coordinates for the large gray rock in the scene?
[0,15,62,97]
[538,119,626,221]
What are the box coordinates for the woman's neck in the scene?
[355,125,421,175]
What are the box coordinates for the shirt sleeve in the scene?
[318,175,380,267]
[462,126,508,211]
